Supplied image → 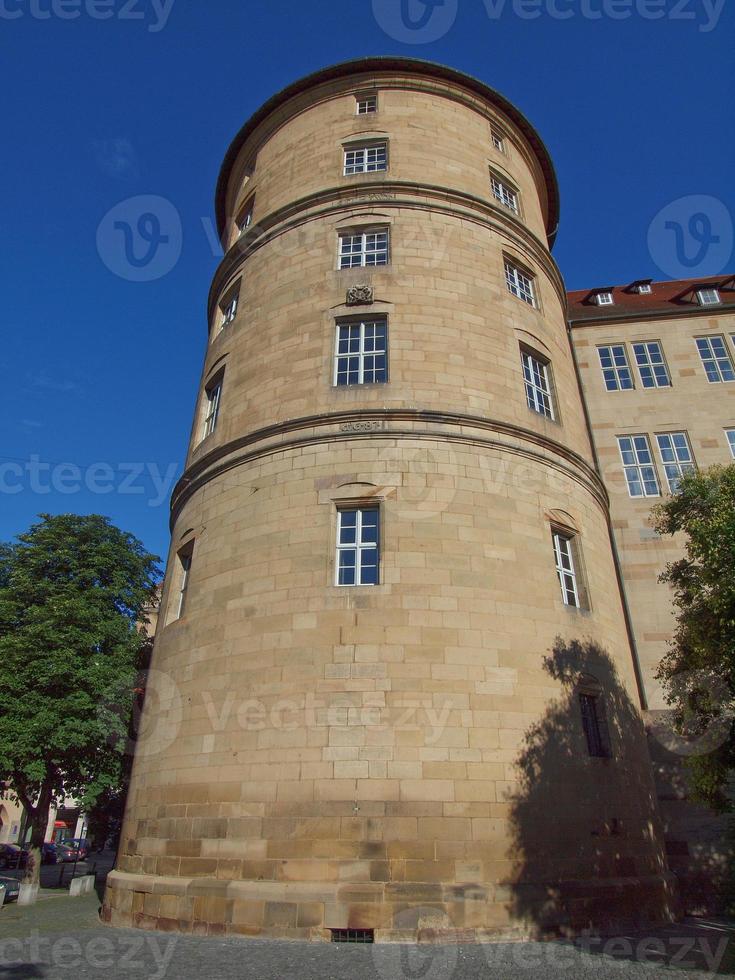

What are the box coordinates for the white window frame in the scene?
[632,341,670,389]
[504,259,535,307]
[218,285,239,329]
[597,344,634,391]
[726,429,735,458]
[617,434,660,498]
[336,507,380,587]
[656,432,696,493]
[356,94,377,115]
[552,531,580,608]
[637,283,652,294]
[491,129,505,152]
[334,319,388,386]
[521,349,555,420]
[490,173,519,214]
[237,200,254,236]
[696,336,735,383]
[338,228,389,269]
[595,292,614,306]
[343,143,388,176]
[697,288,720,306]
[202,378,222,440]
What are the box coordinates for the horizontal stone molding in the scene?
[171,408,607,527]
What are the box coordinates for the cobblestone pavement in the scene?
[0,894,732,979]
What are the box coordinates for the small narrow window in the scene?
[237,199,254,236]
[334,319,387,386]
[521,349,555,420]
[344,143,387,175]
[490,173,519,214]
[552,531,580,608]
[356,94,377,115]
[632,341,670,388]
[339,228,389,269]
[170,543,193,622]
[697,287,720,306]
[595,292,614,306]
[597,345,633,391]
[726,429,735,458]
[504,259,535,307]
[617,434,660,497]
[491,129,505,152]
[218,283,240,330]
[579,692,611,758]
[336,507,380,586]
[696,336,735,382]
[656,432,696,493]
[202,377,222,440]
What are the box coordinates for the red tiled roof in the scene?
[567,274,735,323]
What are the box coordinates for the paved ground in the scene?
[0,891,732,978]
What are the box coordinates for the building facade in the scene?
[103,58,731,941]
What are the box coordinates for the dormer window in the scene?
[697,287,721,306]
[595,292,614,306]
[637,283,652,294]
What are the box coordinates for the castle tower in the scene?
[104,59,675,939]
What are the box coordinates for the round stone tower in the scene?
[104,58,675,940]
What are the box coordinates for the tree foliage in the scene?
[652,465,735,811]
[0,514,159,880]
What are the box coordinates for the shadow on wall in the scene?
[505,637,677,937]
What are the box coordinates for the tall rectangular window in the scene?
[617,434,660,497]
[356,94,377,114]
[504,260,535,306]
[336,508,379,586]
[656,432,695,493]
[696,336,735,382]
[579,693,611,758]
[521,350,554,419]
[202,378,222,439]
[552,531,580,607]
[334,319,387,386]
[218,283,240,329]
[727,429,735,458]
[597,345,634,391]
[490,174,519,214]
[339,229,389,268]
[633,341,670,388]
[491,129,505,152]
[237,200,254,236]
[344,143,387,175]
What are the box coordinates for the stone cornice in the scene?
[207,181,567,328]
[170,409,608,527]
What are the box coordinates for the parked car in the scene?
[41,842,79,864]
[0,844,28,869]
[61,838,89,859]
[0,875,21,903]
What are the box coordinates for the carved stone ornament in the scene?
[346,284,374,306]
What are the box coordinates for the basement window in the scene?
[331,929,374,944]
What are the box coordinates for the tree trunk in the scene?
[20,782,53,886]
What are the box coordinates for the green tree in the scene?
[0,514,159,883]
[653,465,735,811]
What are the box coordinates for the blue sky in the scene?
[1,0,733,564]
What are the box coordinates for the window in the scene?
[579,692,611,758]
[491,129,505,152]
[552,531,580,607]
[632,341,670,388]
[597,345,634,391]
[339,229,389,269]
[237,199,254,236]
[726,429,735,458]
[334,319,387,386]
[504,259,535,306]
[696,336,735,382]
[490,173,518,214]
[617,434,660,497]
[344,143,387,175]
[202,377,222,439]
[336,507,379,586]
[595,292,614,306]
[697,287,721,306]
[172,545,193,621]
[656,432,695,493]
[356,94,377,115]
[218,284,240,329]
[521,349,554,419]
[637,283,652,294]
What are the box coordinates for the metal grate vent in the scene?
[330,928,374,944]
